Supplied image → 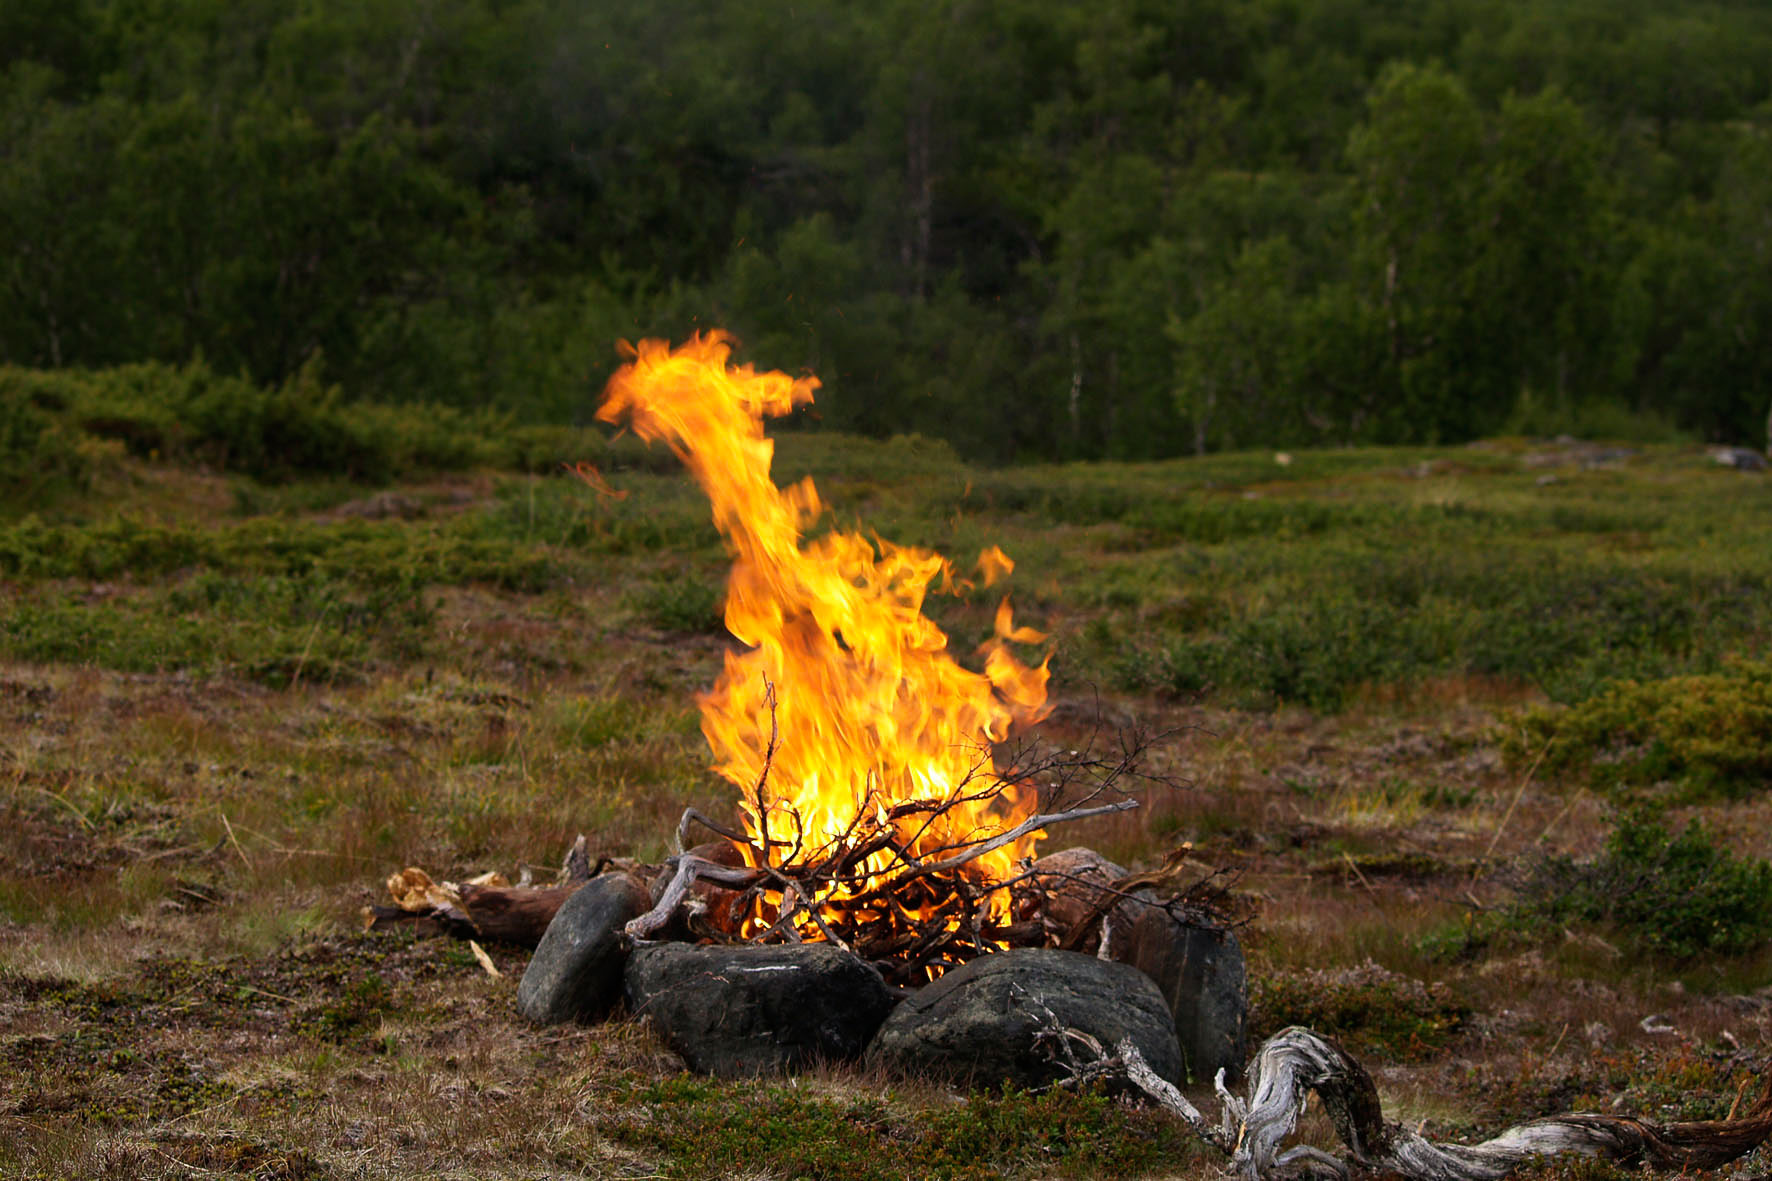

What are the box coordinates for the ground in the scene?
[2,433,1770,1179]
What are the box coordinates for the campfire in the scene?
[359,337,1772,1181]
[597,333,1136,984]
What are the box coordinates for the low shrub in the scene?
[1513,808,1772,960]
[1105,547,1769,711]
[0,574,435,684]
[1502,660,1772,800]
[4,359,575,486]
[0,370,95,503]
[611,1078,1205,1181]
[0,514,560,592]
[629,574,724,634]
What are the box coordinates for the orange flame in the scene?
[598,333,1051,943]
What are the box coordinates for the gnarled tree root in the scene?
[1092,1027,1772,1181]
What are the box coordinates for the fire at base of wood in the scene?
[362,828,1772,1181]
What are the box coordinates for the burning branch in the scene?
[626,786,1144,985]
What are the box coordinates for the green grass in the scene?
[5,395,1769,712]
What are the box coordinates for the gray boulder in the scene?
[624,942,897,1077]
[1118,902,1247,1083]
[867,948,1184,1088]
[1714,447,1768,472]
[516,872,651,1025]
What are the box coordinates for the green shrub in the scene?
[1515,808,1772,959]
[1102,542,1769,710]
[0,576,430,685]
[0,369,94,503]
[1503,661,1772,799]
[612,1078,1204,1180]
[12,358,535,484]
[0,514,560,592]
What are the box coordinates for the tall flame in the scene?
[598,333,1051,942]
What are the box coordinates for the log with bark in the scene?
[361,836,654,948]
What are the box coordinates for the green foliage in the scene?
[1250,963,1466,1060]
[25,359,526,483]
[0,575,433,686]
[0,371,93,503]
[1515,809,1772,959]
[0,360,618,513]
[0,514,558,592]
[6,0,1772,457]
[1504,662,1772,799]
[1103,544,1768,711]
[297,974,396,1042]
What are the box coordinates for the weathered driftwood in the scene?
[1074,1026,1772,1181]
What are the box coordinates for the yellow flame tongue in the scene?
[598,333,1051,929]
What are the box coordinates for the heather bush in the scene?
[1503,661,1772,799]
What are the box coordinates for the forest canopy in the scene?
[4,0,1771,461]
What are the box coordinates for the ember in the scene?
[597,333,1133,982]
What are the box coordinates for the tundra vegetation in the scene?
[5,1,1772,1177]
[2,373,1770,1178]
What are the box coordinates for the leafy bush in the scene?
[0,369,95,502]
[1515,809,1772,959]
[1503,661,1772,799]
[3,360,583,486]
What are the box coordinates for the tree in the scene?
[1169,237,1302,454]
[1346,63,1617,441]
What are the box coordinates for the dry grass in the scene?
[5,444,1772,1179]
[6,651,1768,1179]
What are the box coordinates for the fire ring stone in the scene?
[624,942,898,1077]
[516,872,653,1025]
[866,948,1185,1088]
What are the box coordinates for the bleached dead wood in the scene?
[1082,1026,1772,1181]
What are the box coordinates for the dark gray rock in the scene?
[1118,902,1247,1083]
[1714,447,1768,472]
[625,942,897,1077]
[867,948,1184,1088]
[516,872,651,1025]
